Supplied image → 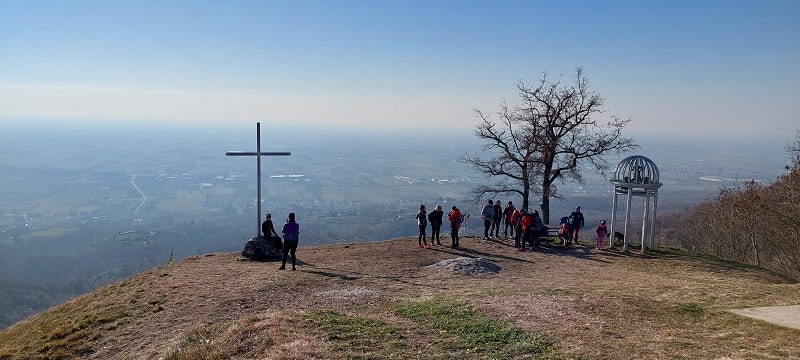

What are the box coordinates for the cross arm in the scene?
[226,152,292,156]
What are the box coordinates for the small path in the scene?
[729,305,800,330]
[130,174,147,214]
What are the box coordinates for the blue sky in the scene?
[1,0,798,138]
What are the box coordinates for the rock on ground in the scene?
[241,236,282,261]
[429,257,500,276]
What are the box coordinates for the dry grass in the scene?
[1,236,798,359]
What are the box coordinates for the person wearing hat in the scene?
[569,206,585,244]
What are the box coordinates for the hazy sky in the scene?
[1,0,798,137]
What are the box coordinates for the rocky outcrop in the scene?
[241,235,282,261]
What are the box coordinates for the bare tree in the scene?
[461,68,637,223]
[675,133,800,280]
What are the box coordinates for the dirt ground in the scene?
[5,235,800,359]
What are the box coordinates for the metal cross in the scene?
[226,122,291,236]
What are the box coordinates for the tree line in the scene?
[673,131,800,280]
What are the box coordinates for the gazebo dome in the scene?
[611,155,662,188]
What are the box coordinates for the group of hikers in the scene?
[261,213,300,270]
[416,200,609,251]
[479,199,551,251]
[256,201,607,272]
[415,204,466,248]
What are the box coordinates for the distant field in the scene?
[155,190,205,211]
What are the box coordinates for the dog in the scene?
[613,231,625,245]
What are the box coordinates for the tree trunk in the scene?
[522,187,530,215]
[541,192,551,224]
[541,167,554,224]
[521,158,532,214]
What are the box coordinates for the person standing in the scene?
[428,204,444,246]
[492,200,502,238]
[569,206,585,244]
[532,210,544,248]
[448,206,463,248]
[513,208,524,249]
[279,212,300,271]
[513,209,527,249]
[596,220,608,249]
[503,201,515,238]
[519,209,534,251]
[480,200,495,240]
[416,204,429,249]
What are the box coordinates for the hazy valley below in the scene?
[0,122,792,328]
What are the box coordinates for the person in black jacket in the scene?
[427,204,444,246]
[569,206,585,244]
[480,200,495,240]
[415,204,429,249]
[492,200,502,238]
[261,213,282,250]
[502,201,515,239]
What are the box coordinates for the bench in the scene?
[541,224,578,246]
[542,225,561,237]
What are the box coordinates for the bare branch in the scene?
[465,68,638,223]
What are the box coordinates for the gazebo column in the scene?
[610,189,619,244]
[623,188,633,252]
[641,194,650,254]
[650,190,659,249]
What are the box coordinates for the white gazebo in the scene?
[609,155,663,253]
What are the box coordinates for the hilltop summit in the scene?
[1,236,798,359]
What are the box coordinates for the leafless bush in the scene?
[674,151,800,280]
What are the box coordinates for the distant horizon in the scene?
[3,119,792,188]
[2,117,798,146]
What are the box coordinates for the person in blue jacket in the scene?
[280,212,300,270]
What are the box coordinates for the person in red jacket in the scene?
[448,206,464,248]
[596,220,608,249]
[519,209,534,251]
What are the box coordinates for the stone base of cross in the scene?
[226,122,291,236]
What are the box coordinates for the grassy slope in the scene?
[1,236,798,360]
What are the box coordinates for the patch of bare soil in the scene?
[2,236,799,359]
